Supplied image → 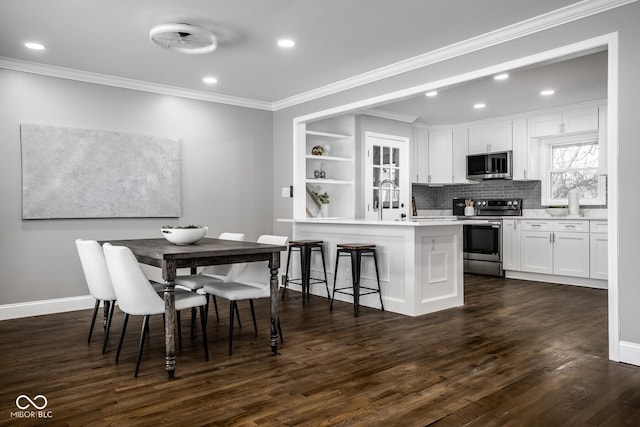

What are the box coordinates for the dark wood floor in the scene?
[2,275,640,426]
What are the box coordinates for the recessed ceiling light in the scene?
[540,89,555,96]
[25,42,45,50]
[494,73,509,80]
[277,39,296,48]
[474,103,486,109]
[203,76,218,84]
[425,91,438,97]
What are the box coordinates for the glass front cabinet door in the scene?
[365,132,410,221]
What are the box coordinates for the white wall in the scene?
[0,70,273,306]
[272,3,640,352]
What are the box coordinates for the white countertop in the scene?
[278,208,607,226]
[278,218,461,226]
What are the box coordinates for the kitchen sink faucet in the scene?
[378,179,397,221]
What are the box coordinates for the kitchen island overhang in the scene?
[286,219,464,317]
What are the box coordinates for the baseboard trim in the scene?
[0,295,95,320]
[619,341,640,366]
[504,271,608,289]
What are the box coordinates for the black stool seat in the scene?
[331,243,384,317]
[282,240,329,304]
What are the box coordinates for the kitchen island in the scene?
[286,219,463,316]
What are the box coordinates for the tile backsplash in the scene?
[413,180,554,211]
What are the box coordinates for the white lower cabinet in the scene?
[590,221,608,280]
[553,231,590,278]
[520,229,554,274]
[502,219,519,270]
[516,220,590,278]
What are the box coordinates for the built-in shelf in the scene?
[306,130,352,139]
[306,154,353,162]
[306,178,354,185]
[297,116,356,219]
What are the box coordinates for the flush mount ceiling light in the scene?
[149,23,217,54]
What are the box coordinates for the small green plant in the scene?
[162,224,204,229]
[312,191,330,204]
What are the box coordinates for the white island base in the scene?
[289,220,464,317]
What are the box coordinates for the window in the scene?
[541,135,605,206]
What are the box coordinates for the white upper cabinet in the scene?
[452,127,470,183]
[529,106,599,138]
[468,120,512,154]
[427,128,453,184]
[410,126,429,184]
[511,118,537,180]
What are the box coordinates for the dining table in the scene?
[101,237,287,379]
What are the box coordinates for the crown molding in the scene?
[0,56,272,111]
[271,0,637,111]
[0,0,634,112]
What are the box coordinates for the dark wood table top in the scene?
[101,237,287,270]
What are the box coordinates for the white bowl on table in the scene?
[161,226,208,245]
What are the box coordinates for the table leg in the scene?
[162,260,177,379]
[269,251,281,355]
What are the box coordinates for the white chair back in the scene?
[103,244,165,316]
[233,235,288,286]
[76,239,117,301]
[200,232,246,279]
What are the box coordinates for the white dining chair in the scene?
[103,243,209,377]
[75,239,117,354]
[175,232,246,322]
[202,234,287,355]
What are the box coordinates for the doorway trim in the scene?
[292,32,620,361]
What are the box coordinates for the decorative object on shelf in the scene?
[161,225,208,245]
[545,207,569,216]
[313,163,326,179]
[323,144,331,156]
[464,199,475,216]
[311,145,325,156]
[312,191,330,217]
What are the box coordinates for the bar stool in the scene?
[330,243,384,317]
[282,240,329,303]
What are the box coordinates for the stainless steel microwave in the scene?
[466,151,512,180]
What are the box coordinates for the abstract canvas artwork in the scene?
[20,124,181,219]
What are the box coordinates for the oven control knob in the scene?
[513,200,519,206]
[507,201,512,206]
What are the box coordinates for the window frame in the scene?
[540,132,605,206]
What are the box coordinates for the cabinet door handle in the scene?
[524,170,527,180]
[550,232,555,243]
[531,224,541,227]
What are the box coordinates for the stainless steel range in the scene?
[453,198,522,277]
